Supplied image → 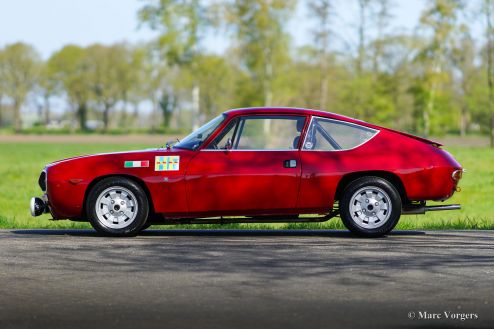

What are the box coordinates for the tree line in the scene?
[0,0,493,146]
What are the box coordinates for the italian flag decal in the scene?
[124,160,149,168]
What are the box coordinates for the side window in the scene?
[222,116,305,150]
[303,117,378,151]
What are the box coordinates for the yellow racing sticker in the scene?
[155,156,180,171]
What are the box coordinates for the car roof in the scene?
[223,107,442,146]
[224,107,372,127]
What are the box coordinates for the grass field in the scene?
[0,140,493,230]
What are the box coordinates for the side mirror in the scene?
[224,138,233,150]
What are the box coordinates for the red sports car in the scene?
[30,107,463,237]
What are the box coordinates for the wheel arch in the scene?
[83,174,155,217]
[335,171,408,204]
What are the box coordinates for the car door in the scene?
[298,116,380,211]
[185,114,307,215]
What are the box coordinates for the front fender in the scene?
[45,150,192,219]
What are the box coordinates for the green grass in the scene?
[0,141,493,230]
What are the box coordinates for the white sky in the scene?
[0,0,431,59]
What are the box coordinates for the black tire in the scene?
[86,177,149,237]
[340,176,402,238]
[140,222,153,231]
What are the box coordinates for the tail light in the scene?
[452,169,464,182]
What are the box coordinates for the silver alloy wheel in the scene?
[349,186,392,229]
[95,186,139,229]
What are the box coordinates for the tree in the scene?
[342,71,395,124]
[47,45,91,131]
[0,43,40,132]
[452,29,476,136]
[0,94,3,127]
[378,34,422,131]
[179,54,238,118]
[308,0,336,110]
[415,0,465,137]
[139,0,204,66]
[226,0,296,107]
[481,0,494,147]
[118,45,147,128]
[139,0,207,127]
[356,0,372,75]
[86,43,134,131]
[0,49,4,127]
[140,45,169,130]
[127,45,147,127]
[371,0,394,73]
[38,62,59,125]
[346,0,397,124]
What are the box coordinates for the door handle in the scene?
[283,159,297,168]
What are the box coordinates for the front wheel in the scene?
[340,176,402,238]
[86,177,149,237]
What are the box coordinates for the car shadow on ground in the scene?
[9,229,426,238]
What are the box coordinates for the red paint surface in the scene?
[41,108,462,220]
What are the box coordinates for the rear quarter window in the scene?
[303,117,378,151]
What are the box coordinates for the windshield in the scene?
[174,115,225,150]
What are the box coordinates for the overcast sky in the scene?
[0,0,430,59]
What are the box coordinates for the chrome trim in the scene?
[301,116,380,152]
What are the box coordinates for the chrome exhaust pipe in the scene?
[402,204,461,215]
[30,197,47,217]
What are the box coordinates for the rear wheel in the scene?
[86,177,149,237]
[340,176,402,237]
[140,222,153,231]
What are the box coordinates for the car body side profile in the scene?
[30,107,463,237]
